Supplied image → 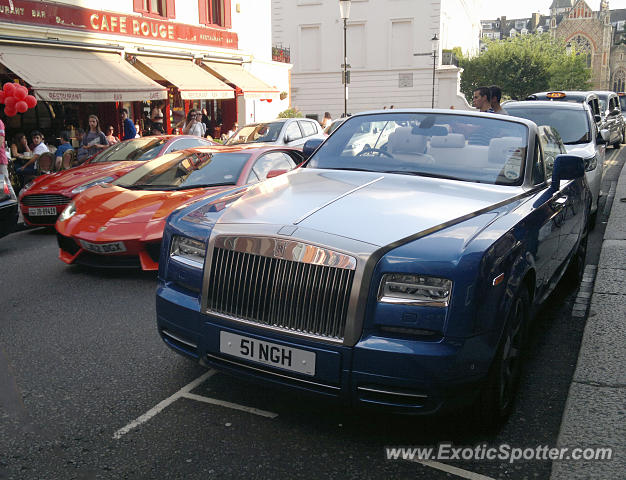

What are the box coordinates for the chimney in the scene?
[531,12,541,31]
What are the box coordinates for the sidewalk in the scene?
[550,162,626,479]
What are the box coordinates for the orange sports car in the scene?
[55,144,303,270]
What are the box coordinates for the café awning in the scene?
[0,45,167,102]
[202,61,280,100]
[134,56,234,100]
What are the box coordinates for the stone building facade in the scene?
[480,1,626,91]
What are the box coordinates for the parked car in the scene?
[618,92,626,113]
[592,90,625,148]
[0,176,18,238]
[225,118,325,148]
[323,117,345,135]
[18,135,215,227]
[55,145,302,270]
[155,109,590,428]
[505,100,606,225]
[526,91,602,129]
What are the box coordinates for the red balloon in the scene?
[15,100,28,113]
[25,95,37,108]
[14,86,27,100]
[0,91,5,104]
[2,82,16,95]
[4,105,17,117]
[4,95,16,109]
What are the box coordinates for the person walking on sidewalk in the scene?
[121,109,137,141]
[0,117,7,180]
[490,85,508,115]
[472,86,493,113]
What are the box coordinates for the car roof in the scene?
[528,91,598,100]
[179,144,300,154]
[505,100,587,110]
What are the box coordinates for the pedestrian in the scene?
[151,101,164,131]
[472,87,493,112]
[182,110,205,137]
[321,112,332,129]
[55,131,74,170]
[79,115,108,163]
[0,116,7,181]
[121,109,137,141]
[105,126,119,145]
[16,130,48,178]
[489,85,508,115]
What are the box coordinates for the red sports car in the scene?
[55,144,303,270]
[19,135,215,226]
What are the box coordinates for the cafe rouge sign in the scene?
[0,0,238,49]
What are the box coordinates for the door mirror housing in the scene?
[609,108,621,117]
[597,129,610,144]
[551,154,584,190]
[266,169,288,179]
[302,138,324,159]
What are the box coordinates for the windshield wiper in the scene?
[122,184,176,190]
[176,182,236,190]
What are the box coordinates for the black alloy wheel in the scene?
[475,287,530,432]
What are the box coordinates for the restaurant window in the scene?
[199,0,232,28]
[133,0,176,19]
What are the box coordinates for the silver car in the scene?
[225,118,325,148]
[506,100,607,225]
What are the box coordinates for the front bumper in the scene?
[157,282,488,414]
[56,232,161,270]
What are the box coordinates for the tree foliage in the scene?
[278,107,303,118]
[459,34,592,102]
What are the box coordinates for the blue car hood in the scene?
[215,168,521,246]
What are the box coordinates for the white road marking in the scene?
[113,370,217,439]
[412,459,498,480]
[182,392,278,418]
[113,369,279,439]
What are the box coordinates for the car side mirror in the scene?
[551,154,584,190]
[283,135,292,144]
[302,138,324,159]
[609,108,621,117]
[266,169,287,179]
[594,114,602,124]
[597,129,610,144]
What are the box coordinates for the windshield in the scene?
[112,151,251,190]
[306,113,529,186]
[506,106,590,145]
[90,138,169,163]
[598,97,608,112]
[225,122,284,145]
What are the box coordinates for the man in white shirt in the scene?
[17,130,49,175]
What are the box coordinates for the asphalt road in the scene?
[0,147,623,480]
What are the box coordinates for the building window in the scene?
[199,0,232,28]
[568,35,593,68]
[613,70,625,92]
[133,0,175,18]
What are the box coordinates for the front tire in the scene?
[564,226,588,287]
[475,288,530,431]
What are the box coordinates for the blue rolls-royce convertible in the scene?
[156,110,590,428]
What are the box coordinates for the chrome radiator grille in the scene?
[205,238,356,341]
[21,194,71,206]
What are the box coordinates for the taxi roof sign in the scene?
[618,92,625,96]
[547,92,567,98]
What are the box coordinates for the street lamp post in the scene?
[430,33,439,109]
[339,0,351,117]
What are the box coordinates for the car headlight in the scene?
[71,176,115,195]
[378,274,452,307]
[58,201,76,222]
[584,155,597,172]
[170,235,206,268]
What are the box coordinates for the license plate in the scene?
[28,207,57,216]
[219,331,316,376]
[79,240,127,254]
